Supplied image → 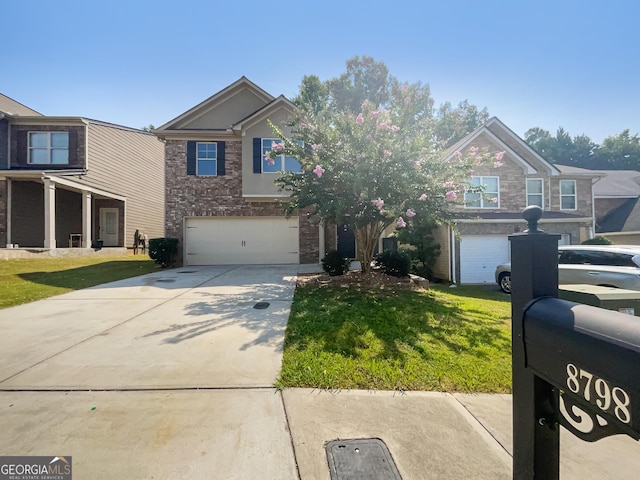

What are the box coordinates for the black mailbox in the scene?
[523,297,640,440]
[510,206,640,480]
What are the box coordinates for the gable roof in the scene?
[0,93,42,116]
[597,197,640,233]
[231,95,297,132]
[156,77,275,131]
[590,169,640,198]
[441,117,560,176]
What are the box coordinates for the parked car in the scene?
[495,245,640,294]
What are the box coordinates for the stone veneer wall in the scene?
[165,139,319,265]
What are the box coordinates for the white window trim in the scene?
[559,179,577,211]
[196,141,217,177]
[28,131,69,165]
[526,178,544,209]
[261,138,301,174]
[464,176,500,209]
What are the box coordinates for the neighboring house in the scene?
[430,117,598,285]
[155,77,332,266]
[0,93,165,251]
[556,166,640,245]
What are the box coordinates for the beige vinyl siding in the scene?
[431,225,451,281]
[85,123,165,245]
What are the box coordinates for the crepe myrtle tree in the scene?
[266,84,505,273]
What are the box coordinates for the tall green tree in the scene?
[525,127,596,167]
[269,57,503,273]
[593,129,640,170]
[434,100,489,148]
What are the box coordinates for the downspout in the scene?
[450,226,457,285]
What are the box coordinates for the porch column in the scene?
[43,178,56,249]
[82,191,92,248]
[6,179,12,245]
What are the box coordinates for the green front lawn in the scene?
[276,281,512,393]
[0,256,159,309]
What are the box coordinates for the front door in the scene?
[337,224,356,259]
[99,208,119,246]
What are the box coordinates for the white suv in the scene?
[495,245,640,294]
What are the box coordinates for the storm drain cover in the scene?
[326,438,402,480]
[253,302,270,309]
[154,278,175,283]
[178,270,197,274]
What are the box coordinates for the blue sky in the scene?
[2,0,638,143]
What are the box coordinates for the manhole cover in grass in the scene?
[326,438,402,480]
[253,302,270,310]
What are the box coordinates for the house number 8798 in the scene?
[566,363,631,424]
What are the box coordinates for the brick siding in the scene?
[165,139,319,265]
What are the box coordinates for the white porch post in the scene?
[82,191,92,248]
[43,178,56,249]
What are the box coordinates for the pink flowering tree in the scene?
[268,66,502,273]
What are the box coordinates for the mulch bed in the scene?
[296,270,425,291]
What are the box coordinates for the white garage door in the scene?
[460,235,510,284]
[185,217,299,265]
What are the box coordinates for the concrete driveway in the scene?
[0,265,299,479]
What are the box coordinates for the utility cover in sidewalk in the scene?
[253,302,270,309]
[326,438,402,479]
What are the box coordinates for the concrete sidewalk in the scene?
[0,265,638,479]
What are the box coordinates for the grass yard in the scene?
[0,256,159,309]
[276,279,512,393]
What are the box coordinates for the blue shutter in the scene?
[16,130,27,164]
[186,141,196,175]
[217,141,226,176]
[253,137,261,173]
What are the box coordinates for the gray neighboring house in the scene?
[430,117,598,285]
[0,93,165,251]
[556,166,640,245]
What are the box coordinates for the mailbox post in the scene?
[511,206,640,479]
[510,206,560,479]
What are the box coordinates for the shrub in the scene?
[374,250,411,277]
[582,236,613,245]
[148,237,179,267]
[322,250,351,276]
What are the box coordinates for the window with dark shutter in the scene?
[253,137,261,173]
[217,141,226,176]
[186,141,196,175]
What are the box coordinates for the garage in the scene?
[459,235,510,284]
[184,216,299,265]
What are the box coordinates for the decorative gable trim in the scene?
[232,96,297,134]
[156,77,275,131]
[485,117,561,176]
[442,124,537,175]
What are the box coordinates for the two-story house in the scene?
[155,77,328,266]
[0,93,165,252]
[431,117,598,285]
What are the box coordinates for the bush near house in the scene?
[374,250,411,277]
[148,238,179,267]
[321,250,351,276]
[582,236,613,245]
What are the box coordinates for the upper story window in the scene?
[197,142,217,176]
[262,138,302,173]
[465,176,499,208]
[526,178,544,208]
[29,132,69,164]
[560,180,576,210]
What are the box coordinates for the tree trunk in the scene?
[354,221,389,273]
